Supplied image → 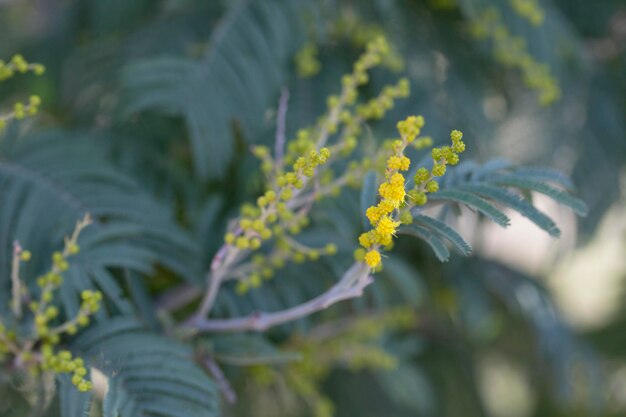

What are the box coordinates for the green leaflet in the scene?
[428,189,511,227]
[398,224,451,262]
[462,183,561,237]
[486,172,588,216]
[413,214,472,256]
[74,318,218,417]
[122,0,309,179]
[0,133,201,317]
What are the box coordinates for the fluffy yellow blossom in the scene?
[364,250,382,268]
[387,155,410,171]
[365,199,397,224]
[365,206,384,225]
[375,216,399,237]
[375,216,399,242]
[359,231,376,248]
[378,173,406,206]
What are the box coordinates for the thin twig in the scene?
[274,87,290,170]
[188,263,372,333]
[199,353,237,404]
[194,248,242,321]
[11,241,23,319]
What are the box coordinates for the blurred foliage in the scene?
[0,0,625,416]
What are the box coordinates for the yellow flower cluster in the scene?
[224,37,394,266]
[222,37,413,293]
[0,215,100,392]
[295,42,321,78]
[357,116,427,269]
[470,8,560,105]
[509,0,544,26]
[357,116,466,270]
[0,55,45,131]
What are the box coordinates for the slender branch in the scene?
[11,241,23,319]
[199,353,237,404]
[274,87,289,170]
[195,248,242,320]
[188,263,372,333]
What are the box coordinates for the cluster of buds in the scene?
[234,242,338,294]
[329,13,405,72]
[0,214,101,392]
[470,8,559,105]
[215,37,415,295]
[295,42,321,78]
[409,129,466,207]
[0,54,45,81]
[225,147,331,252]
[509,0,544,26]
[356,78,410,120]
[41,347,92,392]
[0,54,45,131]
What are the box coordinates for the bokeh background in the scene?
[1,1,625,416]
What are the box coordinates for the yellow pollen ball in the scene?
[375,216,399,240]
[364,250,382,268]
[387,155,410,171]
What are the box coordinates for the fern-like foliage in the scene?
[0,131,201,320]
[0,0,618,415]
[69,318,218,417]
[398,159,587,261]
[121,0,310,179]
[58,374,92,417]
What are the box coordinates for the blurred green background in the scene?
[1,1,625,416]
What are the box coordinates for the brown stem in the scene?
[188,263,372,333]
